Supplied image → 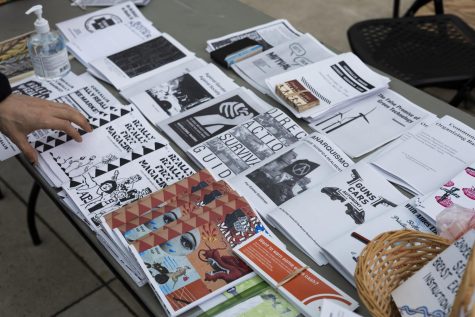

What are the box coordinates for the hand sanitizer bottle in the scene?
[25,5,70,80]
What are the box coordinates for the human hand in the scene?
[0,94,92,164]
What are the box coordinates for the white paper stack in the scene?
[265,52,391,122]
[231,33,335,94]
[267,162,407,265]
[414,161,475,225]
[206,19,302,53]
[310,89,432,158]
[371,116,475,195]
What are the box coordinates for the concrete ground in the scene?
[0,0,474,316]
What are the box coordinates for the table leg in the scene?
[0,186,4,200]
[27,182,42,246]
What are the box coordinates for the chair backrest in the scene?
[393,0,444,18]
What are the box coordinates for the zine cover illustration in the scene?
[136,204,264,313]
[121,182,238,242]
[108,36,186,78]
[145,73,213,116]
[246,146,320,206]
[168,95,259,147]
[104,170,216,229]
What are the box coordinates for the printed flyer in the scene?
[188,108,307,180]
[229,133,353,218]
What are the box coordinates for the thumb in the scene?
[11,133,38,165]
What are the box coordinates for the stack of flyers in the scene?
[228,133,354,218]
[128,195,269,316]
[187,108,307,181]
[57,1,150,41]
[234,233,358,316]
[414,162,475,225]
[322,200,437,285]
[88,33,196,90]
[36,109,167,187]
[125,63,239,125]
[62,144,195,227]
[1,71,127,161]
[231,33,335,94]
[206,19,302,53]
[265,53,390,122]
[158,88,271,151]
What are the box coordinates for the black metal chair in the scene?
[347,0,475,106]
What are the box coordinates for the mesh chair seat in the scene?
[348,14,475,87]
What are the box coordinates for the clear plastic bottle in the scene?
[26,5,70,80]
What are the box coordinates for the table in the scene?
[2,0,474,316]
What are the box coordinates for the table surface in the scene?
[2,0,475,316]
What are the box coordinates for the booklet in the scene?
[89,33,195,90]
[392,230,475,317]
[57,1,148,41]
[206,281,302,317]
[129,199,266,316]
[206,19,302,52]
[414,162,475,224]
[64,144,195,227]
[39,109,167,187]
[159,88,270,150]
[310,89,431,158]
[265,53,390,120]
[268,162,407,265]
[127,63,239,125]
[188,108,307,181]
[110,180,237,253]
[320,300,362,317]
[120,58,207,100]
[322,200,437,285]
[372,116,475,195]
[67,19,160,66]
[118,186,240,242]
[232,33,335,94]
[234,233,358,317]
[229,133,353,218]
[0,72,90,161]
[102,169,216,230]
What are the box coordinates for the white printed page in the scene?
[57,1,148,41]
[207,19,302,52]
[268,162,407,265]
[64,145,194,227]
[129,63,239,125]
[89,33,195,90]
[265,52,390,119]
[392,230,475,317]
[67,19,160,65]
[158,88,270,151]
[232,33,335,93]
[188,108,307,180]
[229,133,353,218]
[120,58,206,100]
[310,89,431,158]
[415,162,475,222]
[40,110,167,187]
[372,116,475,195]
[323,200,437,285]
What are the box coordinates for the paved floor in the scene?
[0,1,474,316]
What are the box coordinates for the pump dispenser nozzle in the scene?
[26,5,50,33]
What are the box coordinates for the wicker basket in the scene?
[354,230,451,317]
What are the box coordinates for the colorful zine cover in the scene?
[129,199,265,316]
[102,170,215,229]
[132,197,261,253]
[119,189,241,242]
[234,233,358,317]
